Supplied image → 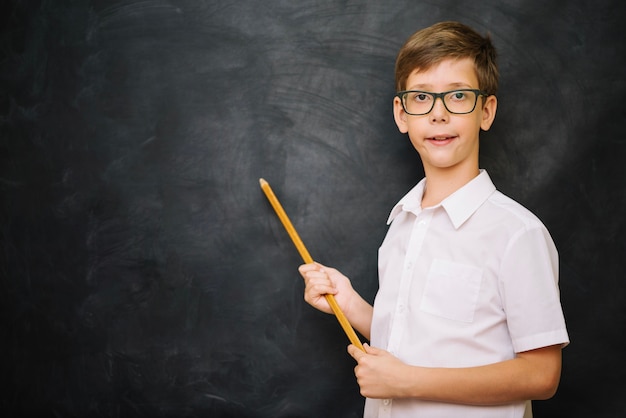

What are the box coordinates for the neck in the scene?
[421,165,480,208]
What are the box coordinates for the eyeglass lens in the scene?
[402,90,479,115]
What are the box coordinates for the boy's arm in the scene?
[299,263,373,340]
[348,343,562,404]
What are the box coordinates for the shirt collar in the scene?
[386,178,426,224]
[387,170,496,229]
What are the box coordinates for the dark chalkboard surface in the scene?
[2,0,625,417]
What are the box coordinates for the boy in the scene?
[298,21,569,418]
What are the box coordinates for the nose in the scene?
[430,96,449,122]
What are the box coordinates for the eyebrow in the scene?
[407,82,475,90]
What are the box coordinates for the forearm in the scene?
[345,293,373,341]
[400,345,562,405]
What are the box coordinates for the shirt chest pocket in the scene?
[420,259,483,323]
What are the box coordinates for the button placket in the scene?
[386,211,432,357]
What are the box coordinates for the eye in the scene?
[450,91,467,101]
[411,92,431,102]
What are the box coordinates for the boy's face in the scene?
[393,58,497,176]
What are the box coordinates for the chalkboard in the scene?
[1,0,625,417]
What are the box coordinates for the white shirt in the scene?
[365,170,569,418]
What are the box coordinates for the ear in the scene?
[480,95,497,131]
[393,96,409,133]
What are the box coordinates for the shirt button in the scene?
[406,262,413,269]
[383,399,391,406]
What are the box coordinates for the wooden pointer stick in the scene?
[259,178,364,351]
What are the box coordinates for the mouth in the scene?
[426,135,458,142]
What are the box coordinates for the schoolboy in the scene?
[298,21,569,418]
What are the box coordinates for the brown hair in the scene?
[395,21,499,95]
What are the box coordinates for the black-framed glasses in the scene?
[396,89,488,115]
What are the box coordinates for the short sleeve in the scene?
[499,225,569,353]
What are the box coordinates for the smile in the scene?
[427,135,458,141]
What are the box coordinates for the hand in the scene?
[347,343,414,399]
[298,263,355,316]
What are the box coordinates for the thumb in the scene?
[314,261,327,270]
[363,343,384,355]
[363,343,387,356]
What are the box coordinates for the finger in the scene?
[313,261,326,268]
[302,272,334,288]
[317,263,336,275]
[298,263,318,273]
[304,283,338,301]
[300,263,331,279]
[347,344,366,362]
[363,343,383,355]
[301,267,332,282]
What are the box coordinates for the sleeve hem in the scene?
[513,329,570,353]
